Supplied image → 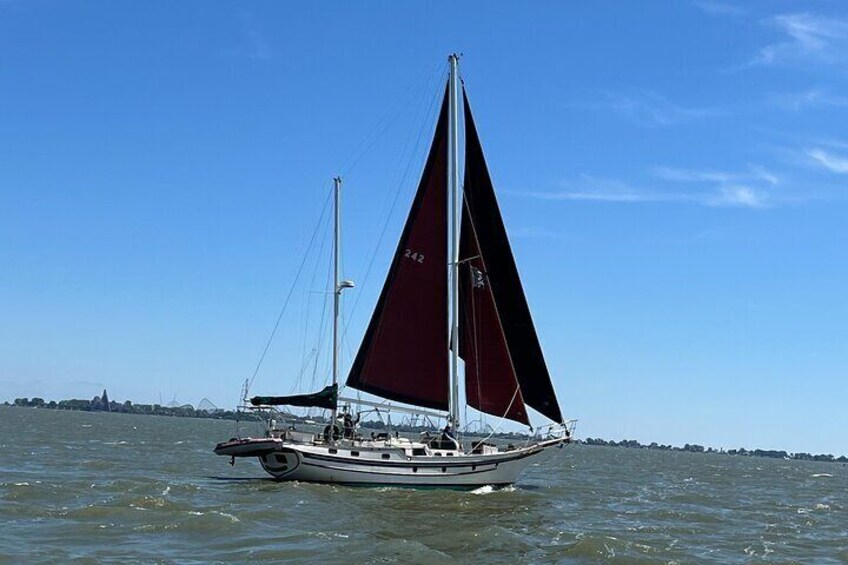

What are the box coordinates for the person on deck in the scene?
[342,412,359,440]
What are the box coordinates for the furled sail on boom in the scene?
[250,384,338,410]
[459,87,564,424]
[345,86,450,411]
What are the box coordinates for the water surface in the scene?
[1,407,846,563]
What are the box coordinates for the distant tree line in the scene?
[580,437,847,464]
[8,391,262,422]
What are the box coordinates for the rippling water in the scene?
[1,406,846,563]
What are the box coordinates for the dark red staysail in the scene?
[460,87,563,423]
[459,204,529,425]
[346,86,450,411]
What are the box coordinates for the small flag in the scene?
[471,266,486,288]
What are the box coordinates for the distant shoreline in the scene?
[6,396,846,463]
[579,437,847,464]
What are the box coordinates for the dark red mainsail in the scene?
[346,86,450,411]
[459,203,529,424]
[460,87,564,424]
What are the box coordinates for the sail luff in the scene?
[460,86,564,424]
[345,84,451,411]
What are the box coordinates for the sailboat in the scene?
[214,56,574,486]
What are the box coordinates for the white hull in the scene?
[251,438,564,487]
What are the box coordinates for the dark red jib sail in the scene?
[346,86,450,411]
[459,203,529,425]
[460,87,564,424]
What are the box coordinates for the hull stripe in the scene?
[298,460,501,478]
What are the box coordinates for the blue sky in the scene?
[1,1,846,455]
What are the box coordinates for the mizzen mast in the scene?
[331,176,354,433]
[331,176,342,429]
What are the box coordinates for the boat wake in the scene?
[470,485,517,495]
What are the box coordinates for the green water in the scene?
[1,406,846,563]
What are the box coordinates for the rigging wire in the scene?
[245,185,333,396]
[312,245,336,390]
[296,210,332,384]
[290,203,335,393]
[303,200,335,390]
[465,385,522,450]
[337,60,446,178]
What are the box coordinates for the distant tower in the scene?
[101,389,111,412]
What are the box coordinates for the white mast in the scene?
[448,54,461,431]
[331,176,342,432]
[329,177,354,441]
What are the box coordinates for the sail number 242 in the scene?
[404,249,424,263]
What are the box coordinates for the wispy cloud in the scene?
[768,88,848,110]
[693,1,746,17]
[578,90,722,127]
[520,175,687,203]
[807,148,848,173]
[749,165,780,186]
[708,185,764,207]
[525,191,680,203]
[753,13,848,66]
[653,165,779,186]
[516,174,767,208]
[654,166,774,207]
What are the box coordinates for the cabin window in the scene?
[329,448,337,454]
[472,464,477,471]
[351,451,359,457]
[441,467,446,473]
[435,452,442,457]
[446,452,454,457]
[412,447,426,456]
[381,453,391,460]
[412,467,418,473]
